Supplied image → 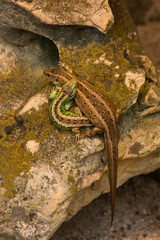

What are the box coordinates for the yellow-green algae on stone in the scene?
[43,0,90,12]
[0,62,49,111]
[0,110,42,198]
[0,137,33,198]
[59,41,137,110]
[109,0,143,55]
[0,105,51,197]
[0,64,51,197]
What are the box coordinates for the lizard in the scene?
[44,62,119,225]
[49,77,93,131]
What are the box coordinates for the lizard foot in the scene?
[72,128,81,143]
[85,127,104,137]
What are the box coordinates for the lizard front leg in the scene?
[71,127,81,142]
[71,107,85,141]
[49,86,61,100]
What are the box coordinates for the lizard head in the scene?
[43,68,66,86]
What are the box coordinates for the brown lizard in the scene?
[44,62,119,225]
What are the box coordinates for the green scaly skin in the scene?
[49,78,79,130]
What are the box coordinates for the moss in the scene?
[29,196,46,209]
[40,195,45,201]
[23,102,53,141]
[0,137,35,197]
[68,174,76,185]
[30,202,39,209]
[64,140,71,146]
[43,0,90,12]
[0,214,11,224]
[0,62,49,112]
[109,0,143,55]
[137,116,160,142]
[59,41,136,110]
[0,109,31,197]
[67,172,78,202]
[0,62,51,197]
[0,105,46,198]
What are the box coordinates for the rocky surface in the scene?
[0,0,160,239]
[0,0,113,41]
[53,175,160,240]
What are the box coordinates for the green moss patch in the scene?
[0,62,49,110]
[0,64,50,197]
[0,102,52,197]
[59,40,137,110]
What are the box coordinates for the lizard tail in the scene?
[104,131,118,226]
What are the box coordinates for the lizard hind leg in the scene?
[72,128,81,143]
[49,86,61,100]
[64,100,74,110]
[74,107,83,117]
[86,127,104,137]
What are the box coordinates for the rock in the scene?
[0,0,113,36]
[133,55,160,85]
[137,83,160,116]
[0,0,160,239]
